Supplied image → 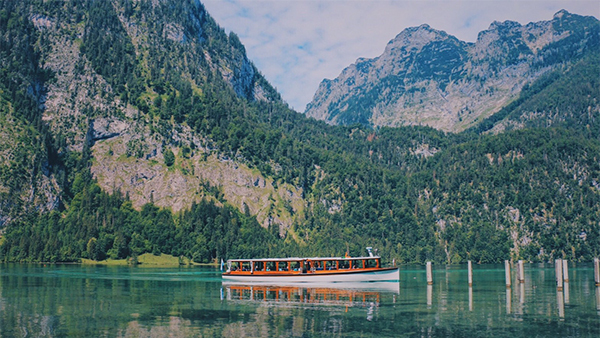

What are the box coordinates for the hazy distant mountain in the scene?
[305,10,600,132]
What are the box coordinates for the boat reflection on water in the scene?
[222,281,398,320]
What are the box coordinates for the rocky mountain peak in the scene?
[487,19,522,32]
[554,9,569,19]
[305,10,599,132]
[384,24,448,54]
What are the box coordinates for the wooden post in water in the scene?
[562,259,569,283]
[427,284,433,308]
[467,260,473,287]
[594,258,600,286]
[504,260,511,288]
[468,286,473,312]
[505,287,512,314]
[557,290,565,320]
[518,260,525,283]
[555,259,564,291]
[426,261,433,285]
[564,278,570,304]
[519,282,525,305]
[596,286,600,311]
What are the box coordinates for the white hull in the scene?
[222,267,399,283]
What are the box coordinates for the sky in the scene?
[202,0,600,112]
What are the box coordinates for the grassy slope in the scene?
[80,253,208,266]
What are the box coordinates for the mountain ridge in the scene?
[305,10,599,132]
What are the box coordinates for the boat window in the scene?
[230,262,240,271]
[241,261,251,271]
[325,261,337,270]
[365,259,378,268]
[277,288,291,301]
[254,288,265,300]
[278,261,288,271]
[339,260,350,269]
[266,261,277,272]
[312,261,324,271]
[254,261,264,271]
[290,261,301,271]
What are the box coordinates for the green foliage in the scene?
[80,0,137,94]
[0,180,279,263]
[126,139,146,158]
[0,1,63,219]
[163,148,175,167]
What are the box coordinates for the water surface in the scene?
[1,263,599,337]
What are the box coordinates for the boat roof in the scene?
[226,256,380,263]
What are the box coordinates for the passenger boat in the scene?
[221,284,394,320]
[223,284,387,306]
[221,247,399,283]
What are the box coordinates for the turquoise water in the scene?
[0,263,599,337]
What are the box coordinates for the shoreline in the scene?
[3,253,220,267]
[80,253,219,267]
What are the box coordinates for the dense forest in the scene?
[1,0,599,265]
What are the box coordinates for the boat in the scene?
[221,247,399,283]
[223,284,388,306]
[221,283,395,320]
[221,280,401,293]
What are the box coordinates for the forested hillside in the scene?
[0,0,599,264]
[474,52,600,138]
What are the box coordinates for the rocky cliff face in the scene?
[39,0,277,152]
[0,112,61,226]
[305,10,600,132]
[88,117,304,230]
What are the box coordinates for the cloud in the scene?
[202,0,599,112]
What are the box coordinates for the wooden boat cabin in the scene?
[224,284,382,306]
[225,256,384,276]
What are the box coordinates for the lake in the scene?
[1,263,599,337]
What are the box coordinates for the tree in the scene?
[86,237,99,261]
[164,148,175,167]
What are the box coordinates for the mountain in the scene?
[305,10,600,132]
[0,2,599,265]
[0,0,299,261]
